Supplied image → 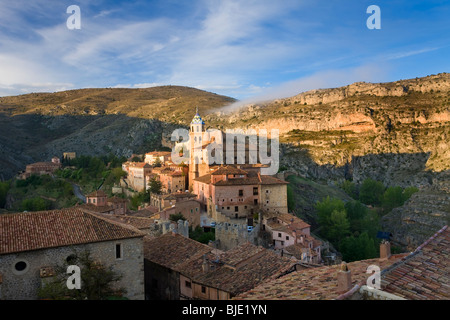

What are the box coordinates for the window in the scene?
[278,233,282,238]
[266,190,270,193]
[15,261,27,272]
[235,206,238,212]
[286,236,289,240]
[185,280,192,288]
[196,208,198,212]
[227,207,230,210]
[254,199,258,205]
[66,254,77,264]
[12,260,29,275]
[253,187,258,195]
[201,286,206,294]
[115,243,122,259]
[238,190,243,196]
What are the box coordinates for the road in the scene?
[71,183,86,203]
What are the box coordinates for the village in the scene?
[0,110,448,301]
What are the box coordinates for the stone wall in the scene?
[215,222,260,251]
[0,237,145,300]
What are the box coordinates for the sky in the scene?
[0,0,449,101]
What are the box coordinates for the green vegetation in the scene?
[59,154,127,196]
[10,174,77,211]
[339,178,419,214]
[189,226,215,244]
[129,191,150,211]
[169,213,186,222]
[359,178,385,206]
[313,178,420,261]
[148,177,162,195]
[37,250,126,300]
[315,196,379,262]
[0,180,11,208]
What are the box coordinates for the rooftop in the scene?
[381,225,449,300]
[86,189,107,198]
[143,233,212,270]
[191,243,296,296]
[235,255,406,300]
[211,166,248,176]
[0,208,145,255]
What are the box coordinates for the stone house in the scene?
[144,151,171,166]
[122,162,152,192]
[193,165,289,219]
[150,191,197,211]
[143,232,213,300]
[0,208,146,300]
[178,242,296,300]
[262,213,322,264]
[20,160,62,179]
[80,190,128,215]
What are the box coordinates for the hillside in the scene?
[0,86,236,179]
[0,74,448,250]
[205,73,450,187]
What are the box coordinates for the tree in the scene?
[345,200,368,233]
[0,180,10,208]
[37,250,125,300]
[22,197,51,211]
[149,177,162,195]
[169,213,186,222]
[381,186,404,212]
[340,180,357,199]
[315,196,345,228]
[359,178,385,206]
[340,232,377,262]
[328,209,350,244]
[153,157,162,167]
[287,185,296,212]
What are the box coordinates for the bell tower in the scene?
[189,107,205,188]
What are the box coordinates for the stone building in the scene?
[179,242,296,300]
[80,190,128,215]
[144,151,171,166]
[0,208,146,300]
[20,160,62,179]
[262,213,322,264]
[122,161,152,192]
[143,232,213,300]
[193,165,289,219]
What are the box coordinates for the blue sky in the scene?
[0,0,449,100]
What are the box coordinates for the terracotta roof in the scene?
[235,255,406,300]
[86,190,107,198]
[211,166,248,176]
[381,225,449,300]
[0,209,145,255]
[107,196,128,203]
[129,206,159,217]
[129,162,151,168]
[143,233,212,270]
[27,162,60,167]
[191,243,296,296]
[146,151,171,157]
[194,174,212,184]
[78,203,114,214]
[95,214,154,231]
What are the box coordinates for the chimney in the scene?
[380,240,391,260]
[337,262,352,293]
[202,255,210,273]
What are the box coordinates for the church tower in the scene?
[189,107,205,189]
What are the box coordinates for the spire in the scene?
[191,107,205,125]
